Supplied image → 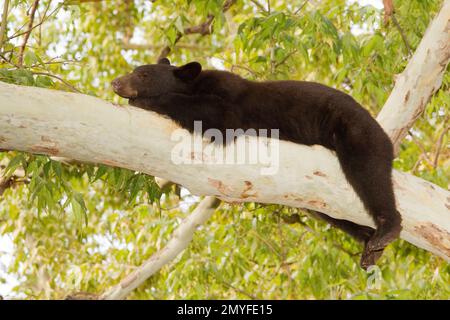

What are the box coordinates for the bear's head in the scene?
[111,58,202,99]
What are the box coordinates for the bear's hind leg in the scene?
[333,123,402,269]
[309,211,375,243]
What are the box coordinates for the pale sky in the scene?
[356,0,383,8]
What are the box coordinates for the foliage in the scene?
[0,0,448,299]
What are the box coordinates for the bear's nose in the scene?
[111,79,121,91]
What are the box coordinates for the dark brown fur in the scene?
[112,59,402,269]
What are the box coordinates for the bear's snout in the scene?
[111,78,122,91]
[111,76,138,99]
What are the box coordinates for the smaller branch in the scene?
[8,22,28,40]
[158,0,236,59]
[0,176,13,196]
[230,64,259,77]
[0,0,10,50]
[0,167,27,196]
[18,0,40,67]
[0,52,16,67]
[382,0,394,24]
[411,153,425,174]
[184,15,214,36]
[0,54,80,93]
[31,72,81,93]
[433,122,449,168]
[250,0,268,13]
[30,59,82,68]
[101,196,221,300]
[36,0,52,47]
[408,130,432,163]
[382,0,412,56]
[250,229,281,258]
[220,279,258,299]
[294,0,309,15]
[8,1,58,41]
[158,34,181,60]
[65,292,99,300]
[222,0,236,12]
[274,49,298,68]
[391,15,412,56]
[123,0,132,44]
[122,41,208,51]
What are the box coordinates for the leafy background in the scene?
[0,0,448,299]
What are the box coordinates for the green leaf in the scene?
[52,161,63,179]
[362,34,383,57]
[92,165,108,182]
[4,154,25,178]
[71,193,88,228]
[35,75,54,88]
[166,25,179,46]
[23,51,38,66]
[0,68,14,83]
[174,16,184,33]
[11,69,35,86]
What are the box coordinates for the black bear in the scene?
[112,58,402,269]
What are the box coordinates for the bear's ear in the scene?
[158,57,171,65]
[173,62,202,81]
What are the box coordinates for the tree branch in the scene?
[0,0,10,50]
[0,81,449,264]
[31,72,81,93]
[122,41,208,52]
[0,175,13,196]
[377,0,450,154]
[391,14,413,56]
[17,0,40,67]
[250,0,268,13]
[101,196,220,300]
[0,167,27,196]
[8,1,57,41]
[158,0,236,59]
[382,0,394,24]
[433,120,449,168]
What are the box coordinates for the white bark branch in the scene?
[0,81,449,264]
[101,196,220,300]
[377,0,450,153]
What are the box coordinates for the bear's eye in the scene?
[138,73,148,79]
